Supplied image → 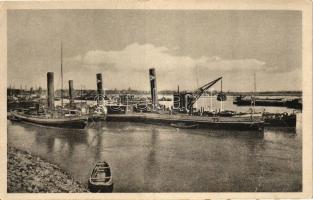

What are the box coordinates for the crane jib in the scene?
[187,77,223,110]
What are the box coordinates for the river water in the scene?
[7,97,302,192]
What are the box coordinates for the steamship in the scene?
[9,71,89,129]
[8,44,91,129]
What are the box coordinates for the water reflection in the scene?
[144,128,159,189]
[7,120,302,192]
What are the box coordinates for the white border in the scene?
[0,0,312,199]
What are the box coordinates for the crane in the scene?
[186,77,222,112]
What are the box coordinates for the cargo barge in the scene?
[233,96,302,110]
[233,96,285,106]
[193,110,297,128]
[107,113,264,131]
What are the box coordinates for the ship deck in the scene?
[107,112,264,131]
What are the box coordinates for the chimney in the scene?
[47,72,55,110]
[68,80,74,107]
[96,73,104,105]
[149,68,158,110]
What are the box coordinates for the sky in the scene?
[7,10,302,92]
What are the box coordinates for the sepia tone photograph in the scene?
[1,0,312,198]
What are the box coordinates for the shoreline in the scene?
[7,146,88,193]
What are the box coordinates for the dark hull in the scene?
[233,97,302,110]
[264,115,296,127]
[107,114,264,132]
[285,101,302,110]
[233,100,285,107]
[11,112,88,129]
[88,181,113,193]
[87,114,107,122]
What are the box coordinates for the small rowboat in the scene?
[170,122,198,129]
[88,161,113,193]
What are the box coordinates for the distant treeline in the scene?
[154,90,302,96]
[226,91,302,97]
[7,88,302,97]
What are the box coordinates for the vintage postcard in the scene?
[0,0,312,199]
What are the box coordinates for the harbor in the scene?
[6,9,305,194]
[7,66,302,192]
[7,68,300,131]
[7,68,302,192]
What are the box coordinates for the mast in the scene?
[80,85,83,105]
[9,82,11,97]
[196,65,199,89]
[254,72,256,94]
[253,72,256,111]
[196,65,199,110]
[220,78,223,112]
[60,42,64,107]
[210,88,213,112]
[250,72,256,116]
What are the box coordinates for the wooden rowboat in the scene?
[88,161,113,193]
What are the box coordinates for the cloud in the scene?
[66,43,269,90]
[70,42,266,72]
[60,43,301,91]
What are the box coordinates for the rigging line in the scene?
[60,42,64,107]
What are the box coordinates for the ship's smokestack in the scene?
[96,73,104,105]
[47,72,55,110]
[68,80,74,107]
[149,68,158,110]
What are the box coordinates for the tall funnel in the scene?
[96,73,104,105]
[149,68,158,110]
[68,80,74,107]
[47,72,55,109]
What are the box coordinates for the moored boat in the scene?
[170,122,198,129]
[263,112,296,127]
[88,161,113,193]
[10,111,88,129]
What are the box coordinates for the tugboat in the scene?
[8,47,90,129]
[88,161,113,192]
